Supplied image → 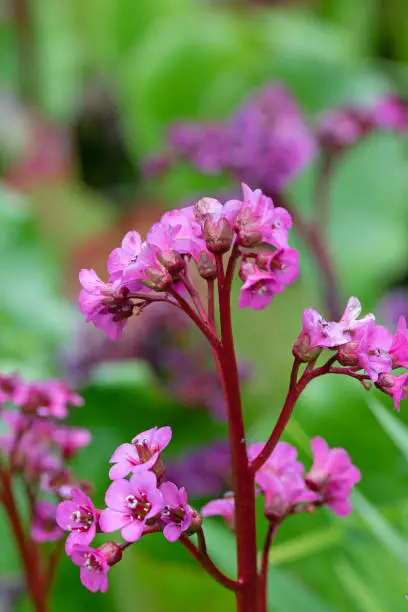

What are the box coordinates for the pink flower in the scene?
[295,297,374,358]
[355,321,393,382]
[99,472,163,542]
[201,494,235,530]
[109,426,172,480]
[376,372,408,412]
[193,196,242,254]
[79,269,134,340]
[248,441,304,492]
[390,316,408,368]
[31,501,63,542]
[14,379,83,419]
[262,472,317,519]
[257,247,299,287]
[107,230,142,282]
[122,243,173,292]
[53,426,91,459]
[235,184,292,249]
[238,262,282,310]
[372,96,408,131]
[160,481,193,542]
[70,546,110,593]
[306,437,361,517]
[56,488,98,554]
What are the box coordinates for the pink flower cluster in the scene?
[294,297,408,411]
[202,437,360,525]
[57,426,202,592]
[79,183,299,339]
[0,372,91,543]
[316,95,408,153]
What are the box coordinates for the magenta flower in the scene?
[235,184,292,249]
[257,247,299,287]
[238,262,282,310]
[201,494,235,530]
[355,321,393,381]
[160,481,193,542]
[56,488,98,554]
[122,243,173,292]
[31,501,63,543]
[99,472,163,542]
[262,472,317,519]
[13,379,83,419]
[372,95,408,131]
[70,546,110,593]
[107,230,142,282]
[79,269,134,340]
[193,197,242,254]
[248,441,304,494]
[306,437,361,517]
[168,122,229,173]
[376,372,408,412]
[316,106,372,151]
[0,372,23,403]
[53,426,91,459]
[390,316,408,368]
[109,426,172,480]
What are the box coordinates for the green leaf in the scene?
[367,396,408,462]
[335,558,384,612]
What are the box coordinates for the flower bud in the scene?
[157,250,186,276]
[337,342,359,366]
[194,197,222,224]
[98,542,123,567]
[202,217,233,254]
[185,508,202,535]
[143,265,173,291]
[237,229,263,248]
[197,250,217,280]
[292,334,322,363]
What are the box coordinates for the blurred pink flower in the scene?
[31,501,63,543]
[201,494,235,530]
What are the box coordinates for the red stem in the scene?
[0,468,48,612]
[259,523,279,612]
[215,251,258,612]
[169,288,219,350]
[179,535,239,591]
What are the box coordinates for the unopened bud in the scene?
[237,229,263,248]
[186,508,202,535]
[194,197,221,224]
[197,250,217,280]
[239,260,258,282]
[203,217,233,254]
[98,542,123,566]
[337,342,359,366]
[292,334,322,363]
[143,266,173,291]
[157,250,186,276]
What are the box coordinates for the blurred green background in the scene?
[1,0,408,610]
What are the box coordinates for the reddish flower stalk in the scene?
[259,522,279,612]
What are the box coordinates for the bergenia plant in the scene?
[65,179,408,612]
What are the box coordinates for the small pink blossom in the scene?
[70,546,110,593]
[31,501,63,543]
[376,372,408,412]
[79,269,134,340]
[122,243,173,292]
[107,230,142,282]
[53,426,91,459]
[355,321,393,382]
[0,372,23,403]
[14,379,83,419]
[235,184,292,249]
[201,494,235,530]
[248,441,304,492]
[390,316,408,368]
[160,481,193,542]
[257,247,299,287]
[306,437,361,517]
[99,472,163,542]
[262,472,317,519]
[56,488,98,554]
[109,426,172,480]
[238,262,282,310]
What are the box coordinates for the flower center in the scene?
[84,553,102,572]
[126,494,152,520]
[70,506,93,531]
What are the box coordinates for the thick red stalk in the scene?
[179,535,239,591]
[0,469,48,612]
[216,252,258,612]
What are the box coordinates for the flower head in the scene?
[99,472,163,542]
[53,426,91,460]
[306,437,361,517]
[107,230,143,282]
[108,426,172,480]
[160,481,195,541]
[79,269,134,340]
[376,372,408,412]
[56,488,98,553]
[70,545,110,593]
